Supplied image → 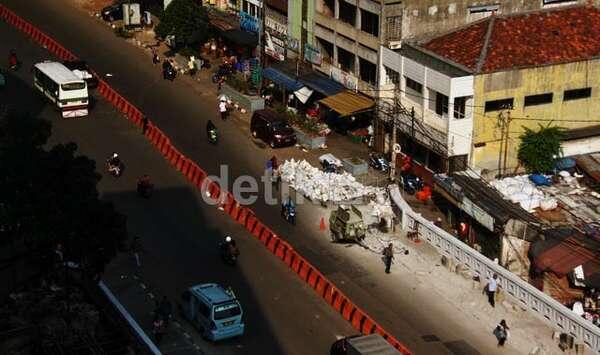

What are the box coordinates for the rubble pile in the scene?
[280,159,380,203]
[490,175,558,212]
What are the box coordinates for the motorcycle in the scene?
[401,174,424,195]
[369,153,390,172]
[211,64,232,83]
[163,66,176,81]
[219,241,239,265]
[208,128,218,145]
[106,159,124,178]
[281,200,296,225]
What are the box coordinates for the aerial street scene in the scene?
[1,0,600,354]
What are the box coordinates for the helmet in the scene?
[225,236,232,242]
[112,153,118,158]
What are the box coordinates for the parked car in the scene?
[101,4,123,22]
[250,109,296,148]
[62,60,99,89]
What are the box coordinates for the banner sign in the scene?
[304,43,322,65]
[240,11,259,34]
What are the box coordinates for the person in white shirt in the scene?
[219,100,227,120]
[486,273,498,307]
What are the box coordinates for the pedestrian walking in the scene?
[382,243,394,274]
[152,317,165,344]
[272,168,281,191]
[157,296,173,323]
[485,273,498,307]
[131,236,143,268]
[142,116,149,134]
[493,319,509,346]
[151,48,160,65]
[219,99,228,120]
[270,155,279,171]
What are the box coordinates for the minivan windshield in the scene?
[61,82,86,91]
[213,302,241,320]
[272,121,290,130]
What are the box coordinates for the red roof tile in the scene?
[422,6,600,73]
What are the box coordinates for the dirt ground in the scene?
[69,0,114,13]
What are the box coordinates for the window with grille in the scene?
[385,66,400,86]
[386,16,402,41]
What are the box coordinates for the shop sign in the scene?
[304,43,322,65]
[239,11,259,34]
[265,16,287,36]
[287,37,300,52]
[265,32,285,61]
[461,196,495,232]
[330,66,358,91]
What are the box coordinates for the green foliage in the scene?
[272,103,320,135]
[155,0,210,47]
[517,123,565,173]
[0,110,127,278]
[227,73,249,94]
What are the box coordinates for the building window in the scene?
[435,92,449,116]
[405,76,422,94]
[385,66,400,86]
[360,9,379,37]
[359,58,377,85]
[453,96,467,119]
[339,1,356,26]
[484,98,513,112]
[468,4,500,14]
[386,16,402,41]
[524,93,553,107]
[563,87,592,101]
[337,47,355,73]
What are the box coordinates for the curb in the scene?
[0,5,412,354]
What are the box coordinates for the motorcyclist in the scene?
[223,236,240,259]
[8,50,18,70]
[206,119,217,141]
[107,152,121,174]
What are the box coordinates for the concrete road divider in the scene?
[0,4,412,353]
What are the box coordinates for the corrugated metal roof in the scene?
[318,91,374,117]
[530,228,600,287]
[576,153,600,184]
[448,172,541,227]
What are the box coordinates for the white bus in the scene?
[33,61,89,118]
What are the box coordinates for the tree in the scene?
[517,123,565,173]
[0,109,127,283]
[155,0,210,48]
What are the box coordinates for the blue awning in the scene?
[299,72,345,96]
[262,67,304,91]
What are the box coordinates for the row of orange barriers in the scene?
[0,4,412,353]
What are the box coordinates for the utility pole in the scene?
[389,97,399,181]
[257,1,266,94]
[496,106,514,178]
[502,109,513,176]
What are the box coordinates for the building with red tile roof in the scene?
[422,6,600,74]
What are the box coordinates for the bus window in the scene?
[61,82,86,91]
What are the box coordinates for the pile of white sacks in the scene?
[490,175,558,212]
[280,159,394,224]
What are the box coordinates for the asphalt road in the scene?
[0,18,356,355]
[0,1,533,354]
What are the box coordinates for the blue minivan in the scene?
[180,283,244,341]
